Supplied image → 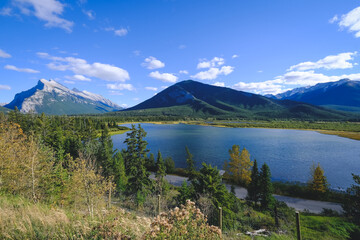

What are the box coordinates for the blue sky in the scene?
[1,0,360,107]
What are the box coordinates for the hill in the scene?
[270,79,360,112]
[5,79,122,115]
[112,80,354,120]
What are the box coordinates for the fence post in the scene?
[219,207,223,231]
[296,211,301,240]
[157,194,161,215]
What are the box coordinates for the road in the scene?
[152,174,343,214]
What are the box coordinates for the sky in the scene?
[1,0,360,107]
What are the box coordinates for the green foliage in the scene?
[247,159,260,203]
[112,151,127,194]
[185,146,196,180]
[164,156,175,174]
[177,180,195,205]
[259,163,275,210]
[342,174,360,224]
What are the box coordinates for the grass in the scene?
[0,193,151,239]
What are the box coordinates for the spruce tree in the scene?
[165,156,175,174]
[342,174,360,224]
[97,126,114,178]
[185,146,196,180]
[155,150,166,195]
[112,151,127,194]
[247,159,260,203]
[259,163,274,210]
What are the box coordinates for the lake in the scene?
[112,123,360,190]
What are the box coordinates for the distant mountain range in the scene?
[268,79,360,112]
[4,79,122,115]
[114,80,354,120]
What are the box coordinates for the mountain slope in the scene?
[0,106,10,113]
[270,79,360,112]
[115,80,353,120]
[5,79,122,115]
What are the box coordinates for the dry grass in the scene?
[0,193,151,239]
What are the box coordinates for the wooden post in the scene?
[219,207,223,231]
[157,194,161,215]
[108,182,112,208]
[296,211,301,240]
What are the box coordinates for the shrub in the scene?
[144,200,222,239]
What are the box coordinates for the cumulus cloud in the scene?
[12,0,74,32]
[288,52,356,71]
[37,52,130,82]
[191,66,234,80]
[0,85,11,90]
[105,27,128,36]
[0,49,11,58]
[334,6,360,37]
[5,64,39,73]
[141,56,165,69]
[232,54,239,59]
[149,71,178,83]
[65,74,91,81]
[106,83,135,91]
[213,82,225,87]
[145,86,158,91]
[179,70,188,74]
[233,80,285,95]
[109,91,123,96]
[197,57,225,69]
[64,80,75,84]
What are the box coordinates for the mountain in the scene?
[0,106,10,113]
[270,79,360,112]
[5,79,122,115]
[113,80,353,120]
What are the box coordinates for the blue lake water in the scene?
[112,123,360,190]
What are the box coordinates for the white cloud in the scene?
[149,71,178,83]
[197,57,225,69]
[120,103,128,108]
[141,56,165,69]
[109,91,123,95]
[288,52,356,71]
[0,7,12,16]
[83,9,95,20]
[233,80,285,95]
[106,83,135,91]
[12,0,74,32]
[179,70,188,74]
[64,80,75,84]
[4,64,39,73]
[329,15,338,24]
[0,49,11,58]
[232,54,239,59]
[38,52,130,82]
[0,85,11,90]
[337,6,360,37]
[105,27,128,36]
[191,66,234,80]
[145,86,158,91]
[65,74,91,81]
[213,82,225,87]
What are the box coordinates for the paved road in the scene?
[152,174,343,214]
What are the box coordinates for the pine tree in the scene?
[259,163,274,210]
[342,174,360,224]
[112,151,127,194]
[155,150,166,195]
[97,126,114,178]
[185,146,196,180]
[123,124,150,203]
[247,159,260,203]
[165,156,175,174]
[308,163,328,194]
[145,153,156,171]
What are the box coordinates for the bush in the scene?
[144,200,222,239]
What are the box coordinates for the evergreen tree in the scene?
[145,153,156,172]
[342,174,360,224]
[177,180,195,204]
[259,163,274,210]
[185,146,196,180]
[308,163,328,194]
[164,156,175,174]
[97,126,114,178]
[123,124,150,204]
[155,150,166,195]
[247,159,260,203]
[112,151,127,194]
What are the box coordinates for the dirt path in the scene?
[155,174,343,214]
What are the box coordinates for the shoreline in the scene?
[117,120,360,140]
